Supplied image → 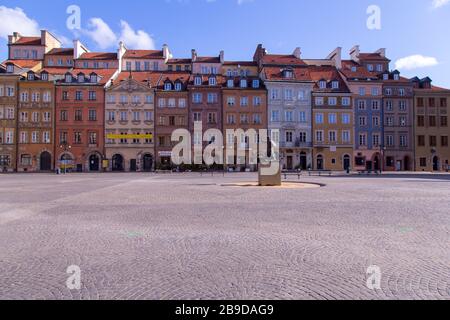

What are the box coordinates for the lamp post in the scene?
[59,142,72,174]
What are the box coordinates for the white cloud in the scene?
[84,18,117,50]
[395,55,439,70]
[83,18,155,50]
[0,6,40,40]
[119,21,155,50]
[432,0,450,8]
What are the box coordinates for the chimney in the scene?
[376,48,386,58]
[8,32,21,45]
[327,47,342,69]
[73,39,89,59]
[293,47,301,59]
[191,49,197,62]
[163,44,171,62]
[219,50,224,64]
[350,45,360,63]
[118,41,127,72]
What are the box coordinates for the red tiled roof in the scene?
[78,52,118,60]
[262,54,306,66]
[194,56,221,63]
[262,66,311,82]
[340,60,378,80]
[114,71,162,87]
[156,72,190,89]
[123,50,164,59]
[358,53,390,62]
[168,58,192,64]
[308,65,351,92]
[47,48,74,56]
[39,67,73,76]
[2,59,41,69]
[64,68,116,85]
[223,61,258,66]
[12,37,42,46]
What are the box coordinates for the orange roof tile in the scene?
[262,54,306,66]
[12,37,42,46]
[308,65,350,92]
[123,50,164,59]
[262,66,311,82]
[78,52,117,60]
[114,71,162,86]
[2,59,41,69]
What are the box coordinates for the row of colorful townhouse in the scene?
[1,31,449,173]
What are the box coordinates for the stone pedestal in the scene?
[258,163,282,186]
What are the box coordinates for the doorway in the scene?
[433,156,439,171]
[112,154,124,171]
[316,155,324,170]
[343,155,351,171]
[130,159,137,172]
[89,154,100,171]
[286,156,293,170]
[143,154,153,172]
[40,152,52,171]
[300,152,307,170]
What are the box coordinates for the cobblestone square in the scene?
[0,173,449,300]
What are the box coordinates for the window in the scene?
[359,134,367,146]
[328,113,337,124]
[440,98,447,107]
[164,82,172,91]
[120,111,127,121]
[107,111,115,121]
[315,97,324,106]
[398,88,405,96]
[342,131,351,143]
[120,95,128,104]
[208,77,216,86]
[252,79,260,88]
[75,110,82,121]
[145,95,153,104]
[144,111,153,122]
[386,116,394,126]
[367,64,374,72]
[194,77,202,86]
[21,154,32,166]
[78,74,85,83]
[299,111,306,123]
[385,100,393,111]
[43,91,51,102]
[420,158,427,167]
[75,91,83,101]
[88,110,97,121]
[299,132,307,143]
[284,89,293,101]
[372,100,380,110]
[227,114,235,124]
[132,95,140,104]
[284,70,293,78]
[399,101,407,111]
[20,131,28,143]
[20,91,29,102]
[179,98,186,108]
[315,113,324,124]
[158,99,166,108]
[90,74,98,83]
[315,130,324,142]
[400,135,408,147]
[240,79,248,88]
[168,98,176,108]
[43,112,51,122]
[440,116,447,127]
[417,135,425,147]
[193,112,202,122]
[271,110,280,122]
[135,61,141,71]
[270,89,279,100]
[331,81,339,89]
[207,112,217,124]
[319,81,327,89]
[227,97,235,106]
[31,92,40,102]
[43,131,50,144]
[399,116,407,127]
[329,131,337,143]
[372,134,380,147]
[358,100,366,110]
[227,79,234,88]
[372,116,380,127]
[20,112,28,122]
[144,62,150,71]
[328,97,337,106]
[62,91,69,101]
[153,61,159,71]
[342,113,350,124]
[193,93,202,104]
[286,131,293,143]
[429,136,437,147]
[376,64,383,72]
[207,93,218,104]
[359,87,366,96]
[385,88,392,96]
[429,116,437,127]
[32,112,39,122]
[31,131,39,143]
[394,74,400,81]
[285,111,294,122]
[359,116,367,126]
[253,114,261,124]
[417,115,425,127]
[126,62,131,71]
[240,97,248,106]
[342,97,351,106]
[175,82,182,91]
[253,96,261,106]
[441,136,449,147]
[60,110,68,121]
[88,91,96,101]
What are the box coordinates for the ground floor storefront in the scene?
[384,150,414,172]
[105,148,155,172]
[17,145,54,172]
[312,147,353,171]
[353,149,382,172]
[55,148,105,173]
[415,149,450,172]
[0,145,16,173]
[280,148,313,171]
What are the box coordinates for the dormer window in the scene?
[319,81,327,89]
[383,73,389,80]
[283,70,293,78]
[227,79,234,88]
[209,77,216,86]
[27,72,34,81]
[240,79,247,88]
[367,64,374,72]
[6,64,13,73]
[252,79,260,88]
[175,82,182,91]
[164,82,172,91]
[376,64,383,72]
[331,81,339,89]
[393,74,400,81]
[226,69,232,77]
[90,73,98,83]
[351,66,357,72]
[78,73,85,83]
[65,74,72,83]
[194,76,202,86]
[41,72,48,81]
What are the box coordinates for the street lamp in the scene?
[59,141,72,174]
[380,145,386,174]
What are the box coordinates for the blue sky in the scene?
[1,0,449,87]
